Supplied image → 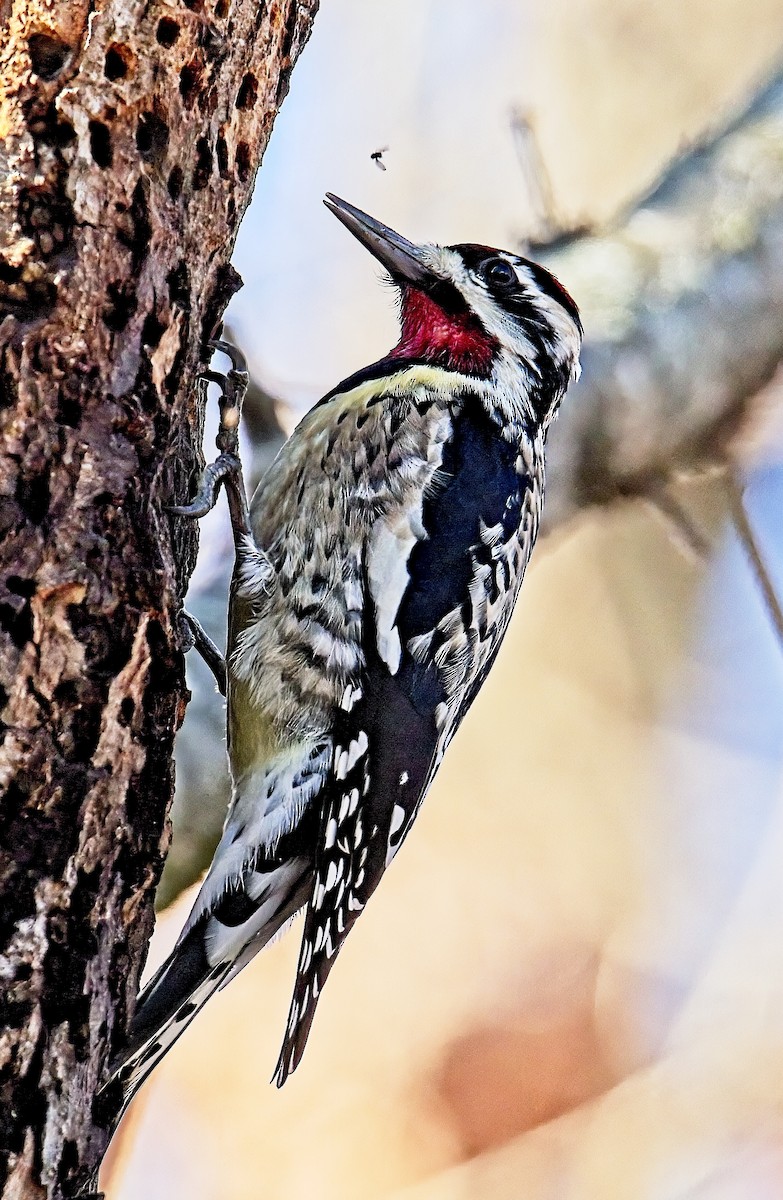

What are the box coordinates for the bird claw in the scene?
[210,339,249,458]
[168,452,243,520]
[210,338,248,377]
[179,610,227,695]
[170,339,251,537]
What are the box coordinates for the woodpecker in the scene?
[106,195,582,1112]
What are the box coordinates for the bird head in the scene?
[324,193,582,431]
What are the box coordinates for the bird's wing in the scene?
[272,654,441,1084]
[274,408,533,1083]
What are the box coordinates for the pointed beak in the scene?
[324,194,434,287]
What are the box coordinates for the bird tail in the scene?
[100,853,314,1127]
[100,920,230,1122]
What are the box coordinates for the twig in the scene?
[510,108,591,249]
[643,481,714,563]
[725,469,783,654]
[510,109,561,244]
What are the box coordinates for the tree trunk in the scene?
[0,2,318,1196]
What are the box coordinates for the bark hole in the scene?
[115,178,152,274]
[167,165,184,200]
[179,62,202,107]
[16,470,50,527]
[236,72,258,109]
[104,44,131,80]
[156,18,181,47]
[167,261,191,309]
[28,31,71,80]
[0,602,33,651]
[193,137,213,190]
[103,282,138,332]
[136,112,170,165]
[216,132,229,178]
[235,141,251,182]
[89,121,113,168]
[141,311,167,349]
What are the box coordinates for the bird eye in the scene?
[482,258,517,288]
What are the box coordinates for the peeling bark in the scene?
[0,1,318,1195]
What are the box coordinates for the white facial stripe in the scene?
[417,244,581,384]
[515,264,582,374]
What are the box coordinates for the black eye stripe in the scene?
[425,277,470,316]
[451,243,581,332]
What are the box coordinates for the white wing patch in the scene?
[340,683,363,711]
[390,803,405,837]
[335,730,369,780]
[366,511,420,673]
[366,412,449,674]
[203,856,309,966]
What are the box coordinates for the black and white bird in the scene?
[107,195,582,1109]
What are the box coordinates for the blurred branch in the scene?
[640,480,716,562]
[511,110,561,246]
[538,64,783,529]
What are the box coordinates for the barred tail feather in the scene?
[101,856,314,1116]
[103,921,230,1115]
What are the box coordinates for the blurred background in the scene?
[109,1,783,1196]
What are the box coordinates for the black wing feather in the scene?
[273,655,441,1084]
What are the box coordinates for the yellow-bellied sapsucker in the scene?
[106,194,582,1109]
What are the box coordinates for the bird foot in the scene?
[169,452,243,520]
[170,339,252,540]
[210,338,249,459]
[178,610,227,695]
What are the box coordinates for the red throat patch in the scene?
[389,287,498,377]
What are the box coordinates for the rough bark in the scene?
[0,1,318,1196]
